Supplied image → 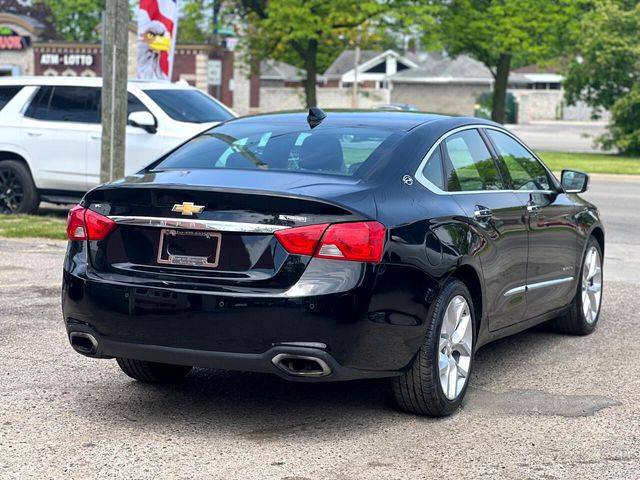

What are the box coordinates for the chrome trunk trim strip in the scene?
[108,216,290,233]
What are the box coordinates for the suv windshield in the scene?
[151,123,400,177]
[144,89,232,123]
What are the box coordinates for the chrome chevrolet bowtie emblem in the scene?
[172,202,204,216]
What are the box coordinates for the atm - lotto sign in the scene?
[0,27,30,50]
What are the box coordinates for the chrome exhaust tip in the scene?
[272,353,332,377]
[69,332,98,356]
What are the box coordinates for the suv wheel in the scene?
[392,279,475,416]
[116,358,192,383]
[549,237,603,335]
[0,160,39,214]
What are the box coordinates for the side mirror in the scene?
[561,169,589,193]
[128,111,157,134]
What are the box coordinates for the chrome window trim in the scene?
[504,276,574,297]
[108,216,290,233]
[414,124,558,196]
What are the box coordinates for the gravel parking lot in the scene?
[1,176,639,479]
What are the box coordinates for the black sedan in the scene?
[62,109,604,416]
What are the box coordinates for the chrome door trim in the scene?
[108,216,290,233]
[504,285,527,297]
[504,276,574,297]
[414,124,558,196]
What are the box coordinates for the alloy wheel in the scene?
[438,295,473,400]
[0,168,24,214]
[581,246,602,324]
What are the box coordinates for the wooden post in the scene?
[100,0,129,183]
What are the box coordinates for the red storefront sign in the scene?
[0,28,30,50]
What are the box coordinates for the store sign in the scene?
[0,27,30,50]
[40,54,95,67]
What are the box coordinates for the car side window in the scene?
[486,129,550,191]
[127,93,150,116]
[421,145,444,190]
[0,86,22,111]
[442,129,504,191]
[25,86,100,124]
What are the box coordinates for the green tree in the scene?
[564,1,640,112]
[234,0,436,108]
[438,0,587,124]
[34,0,105,42]
[602,84,640,155]
[564,1,640,155]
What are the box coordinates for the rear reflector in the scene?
[67,205,117,241]
[275,221,386,263]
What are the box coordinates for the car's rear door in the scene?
[418,128,529,330]
[484,128,580,319]
[86,91,169,188]
[21,85,99,193]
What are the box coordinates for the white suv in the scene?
[0,76,236,213]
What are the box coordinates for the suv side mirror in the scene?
[561,169,589,193]
[128,111,157,134]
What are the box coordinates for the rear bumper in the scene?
[65,322,398,382]
[62,243,439,380]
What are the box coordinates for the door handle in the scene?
[473,206,493,220]
[527,203,541,214]
[90,134,101,140]
[27,131,42,137]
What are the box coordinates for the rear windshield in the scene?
[144,89,233,123]
[151,123,399,176]
[0,86,22,111]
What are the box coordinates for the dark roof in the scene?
[228,110,463,132]
[260,59,304,82]
[513,59,568,75]
[323,50,427,78]
[10,14,46,29]
[390,55,493,83]
[324,50,384,78]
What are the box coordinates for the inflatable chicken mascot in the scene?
[137,0,178,80]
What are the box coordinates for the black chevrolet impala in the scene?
[62,110,604,416]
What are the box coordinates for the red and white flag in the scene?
[137,0,178,80]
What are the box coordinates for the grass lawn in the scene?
[537,151,640,175]
[0,214,67,240]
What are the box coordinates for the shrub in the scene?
[600,84,640,156]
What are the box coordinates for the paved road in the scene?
[583,175,640,284]
[506,121,608,153]
[0,176,638,479]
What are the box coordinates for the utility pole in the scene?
[100,0,129,184]
[351,27,361,109]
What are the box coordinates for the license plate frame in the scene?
[157,228,222,268]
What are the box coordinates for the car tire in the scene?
[0,160,39,214]
[392,279,475,416]
[549,237,603,335]
[116,357,192,383]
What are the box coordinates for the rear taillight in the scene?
[275,221,386,263]
[66,205,117,241]
[273,223,329,256]
[67,205,87,240]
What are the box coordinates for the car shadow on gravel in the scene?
[67,326,605,437]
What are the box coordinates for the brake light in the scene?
[66,205,117,241]
[67,205,87,240]
[274,223,329,256]
[275,221,386,263]
[316,222,386,262]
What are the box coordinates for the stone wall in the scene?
[390,82,491,116]
[258,87,391,113]
[511,89,564,124]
